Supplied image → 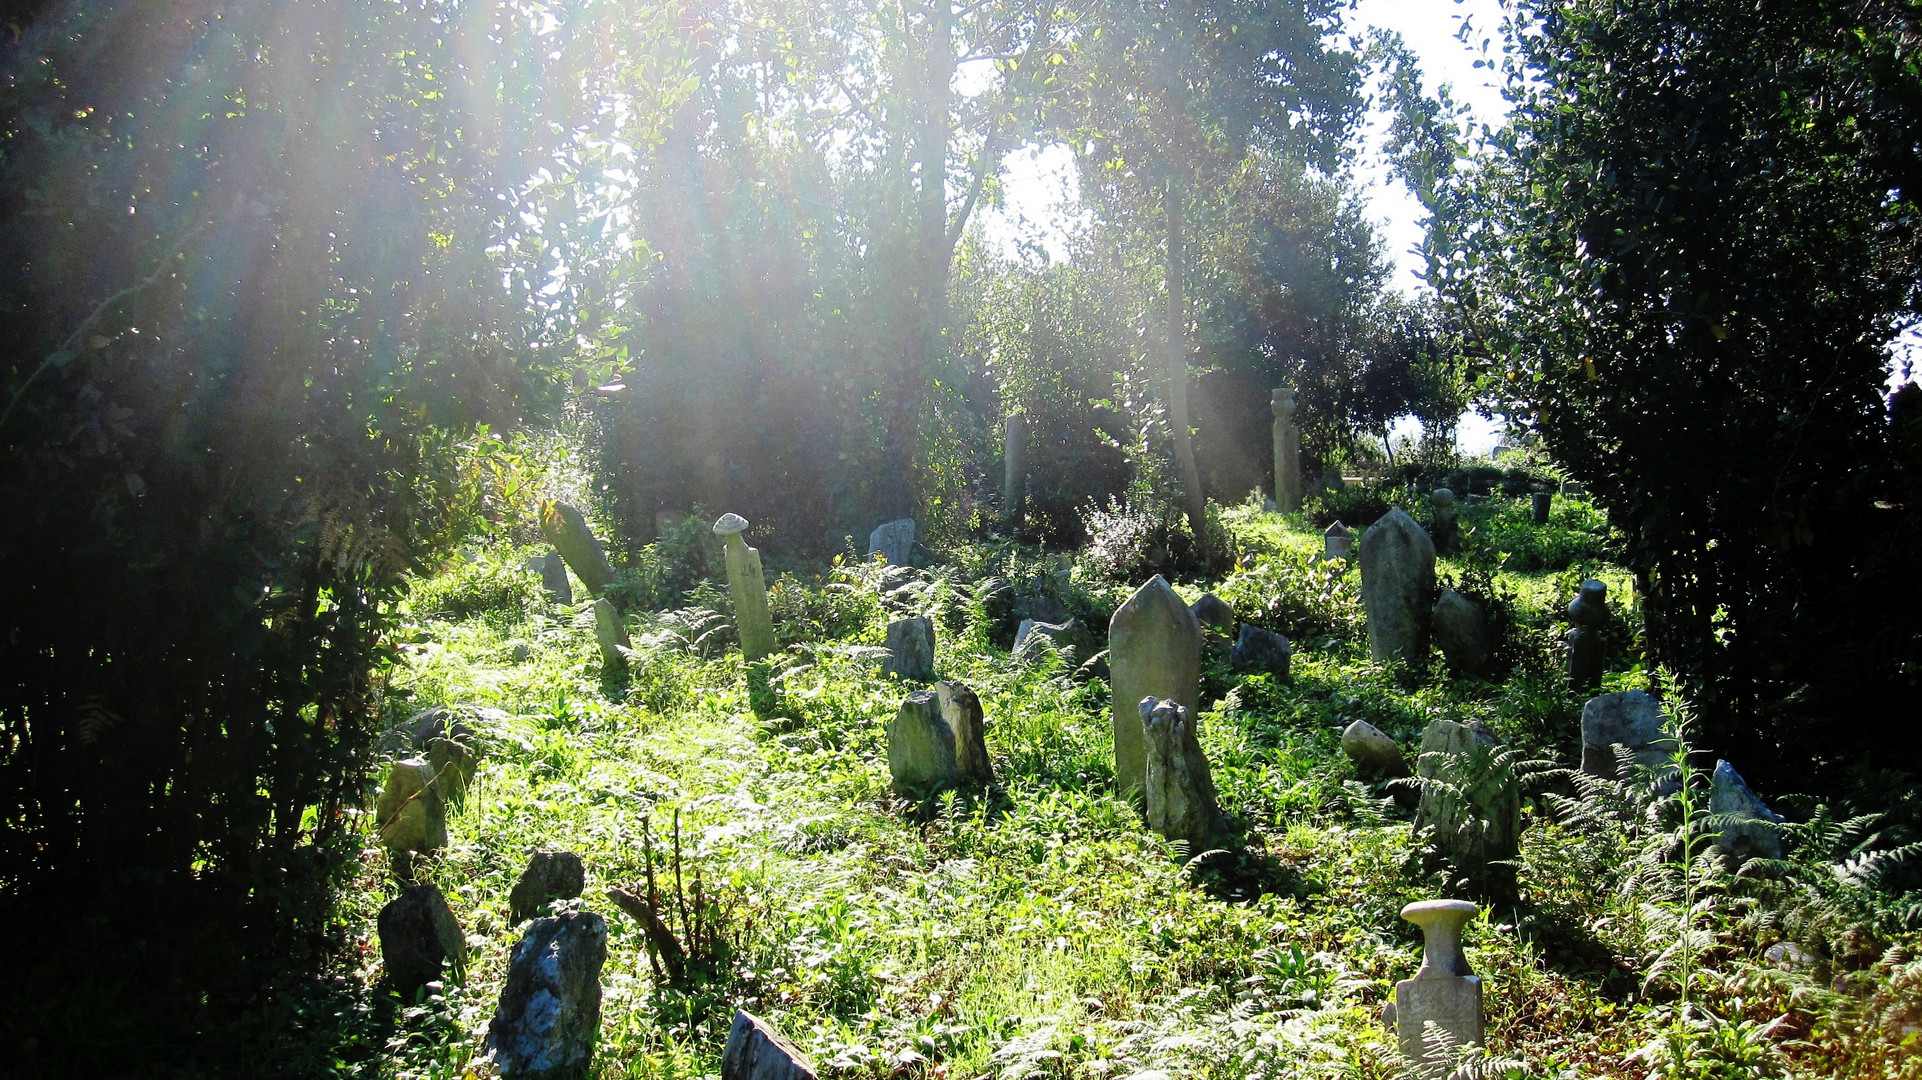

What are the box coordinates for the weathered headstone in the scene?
[1140,698,1226,848]
[592,597,629,668]
[533,551,573,604]
[939,680,994,787]
[1530,490,1552,525]
[1431,589,1491,674]
[1003,411,1026,527]
[1360,508,1435,665]
[1342,719,1408,777]
[376,758,447,859]
[1385,899,1484,1072]
[867,518,916,566]
[1189,592,1235,639]
[1710,760,1784,862]
[1229,623,1290,679]
[1414,719,1519,893]
[379,882,468,994]
[1109,576,1202,797]
[1565,579,1609,691]
[510,850,587,923]
[485,911,607,1080]
[881,616,935,681]
[427,736,479,809]
[1272,385,1302,513]
[722,1009,818,1080]
[1013,618,1092,668]
[1579,690,1673,778]
[713,513,777,661]
[1323,521,1352,560]
[1430,489,1458,552]
[539,502,616,599]
[1560,479,1586,498]
[1321,468,1346,495]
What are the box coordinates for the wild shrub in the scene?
[1304,477,1415,530]
[1214,546,1363,645]
[407,554,547,624]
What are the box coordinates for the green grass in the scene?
[327,506,1922,1080]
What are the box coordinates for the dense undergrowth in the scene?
[323,495,1917,1079]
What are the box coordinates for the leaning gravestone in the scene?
[867,518,916,565]
[1710,760,1784,862]
[1430,489,1458,552]
[881,616,935,681]
[887,684,992,796]
[722,1009,818,1080]
[1580,690,1673,778]
[1565,579,1610,690]
[540,502,617,598]
[1384,898,1484,1073]
[379,882,468,994]
[1431,589,1491,674]
[1013,618,1093,668]
[376,758,447,862]
[713,513,777,661]
[1109,576,1202,797]
[1323,521,1352,560]
[592,597,629,668]
[1414,719,1519,894]
[1189,592,1235,639]
[1140,698,1226,848]
[1360,508,1435,665]
[485,910,607,1080]
[1342,719,1409,778]
[1229,624,1291,679]
[535,551,574,604]
[510,850,587,923]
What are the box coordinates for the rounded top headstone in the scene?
[1568,579,1610,625]
[713,513,749,537]
[1432,488,1455,507]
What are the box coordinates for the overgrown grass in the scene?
[319,509,1920,1079]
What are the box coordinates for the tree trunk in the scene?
[1164,179,1209,549]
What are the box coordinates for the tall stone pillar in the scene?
[1272,386,1301,513]
[1002,410,1026,528]
[713,513,777,661]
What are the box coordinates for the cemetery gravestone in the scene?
[1565,579,1609,690]
[1431,589,1492,674]
[1386,899,1484,1072]
[1109,576,1202,797]
[1531,490,1552,525]
[722,1009,818,1080]
[1711,760,1784,862]
[1415,719,1519,894]
[886,685,991,796]
[1189,592,1235,639]
[510,850,587,923]
[713,513,777,661]
[867,518,916,565]
[1003,411,1026,527]
[1360,508,1435,665]
[1323,521,1352,560]
[1342,719,1408,777]
[379,882,468,994]
[539,502,617,598]
[882,616,936,681]
[426,736,478,809]
[1431,489,1458,552]
[1140,698,1226,848]
[376,758,447,861]
[938,680,994,787]
[1580,690,1673,778]
[592,598,629,668]
[485,910,607,1080]
[538,551,574,604]
[1272,385,1302,512]
[1560,479,1586,498]
[1229,623,1290,679]
[1013,618,1093,669]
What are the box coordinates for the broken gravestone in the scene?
[535,551,574,605]
[1431,589,1492,674]
[1565,579,1609,691]
[376,758,447,862]
[939,680,993,787]
[539,502,616,599]
[886,682,992,797]
[379,882,468,994]
[1229,623,1290,680]
[1140,698,1226,848]
[1189,592,1235,639]
[485,910,607,1080]
[1414,719,1519,896]
[1342,719,1408,778]
[510,850,586,923]
[1711,760,1784,862]
[1384,898,1484,1074]
[867,518,916,566]
[1013,618,1093,669]
[1109,576,1202,798]
[722,1009,818,1080]
[714,513,777,661]
[592,597,629,669]
[881,616,935,681]
[1360,508,1435,666]
[1579,690,1673,779]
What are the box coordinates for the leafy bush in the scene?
[1303,478,1417,530]
[408,554,547,623]
[1459,495,1615,572]
[1213,546,1363,645]
[605,514,727,613]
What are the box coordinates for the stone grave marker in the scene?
[1189,592,1235,639]
[886,683,991,796]
[1013,618,1092,669]
[510,850,586,923]
[722,1009,818,1080]
[1580,690,1673,778]
[1560,479,1586,498]
[1360,508,1435,665]
[1140,698,1226,848]
[1431,489,1458,552]
[1414,719,1519,893]
[592,597,629,668]
[536,551,574,604]
[1385,898,1484,1072]
[713,513,777,661]
[1323,520,1352,560]
[485,910,607,1080]
[867,518,916,565]
[1431,589,1491,674]
[539,502,616,599]
[881,616,935,681]
[426,736,478,809]
[1565,579,1609,690]
[1229,624,1290,679]
[376,758,447,861]
[379,882,467,994]
[1342,719,1408,777]
[1711,760,1784,862]
[1272,385,1302,512]
[1109,576,1201,797]
[939,680,994,787]
[1003,411,1026,527]
[1531,489,1552,525]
